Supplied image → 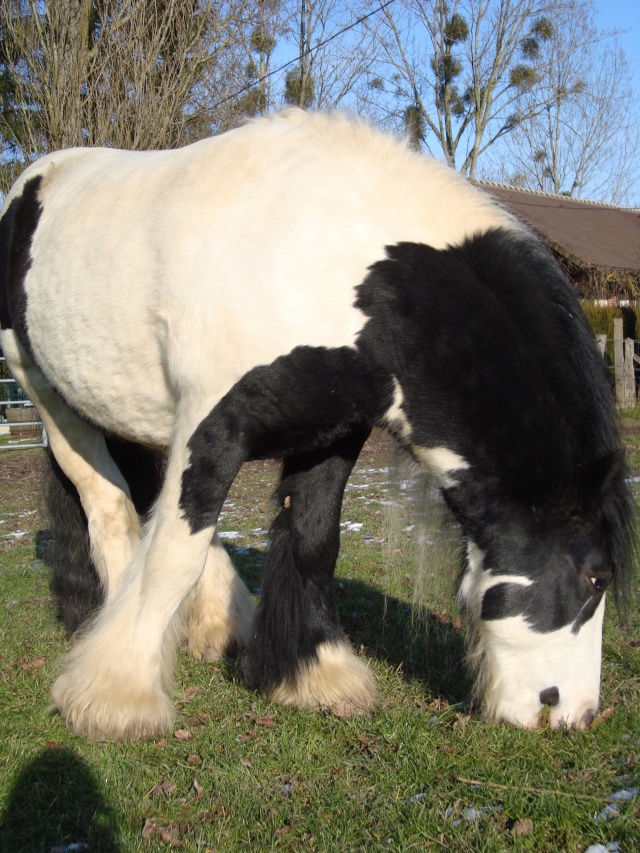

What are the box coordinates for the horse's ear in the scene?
[589,449,626,501]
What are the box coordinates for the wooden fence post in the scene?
[595,334,607,357]
[624,338,636,408]
[614,319,626,408]
[613,318,636,409]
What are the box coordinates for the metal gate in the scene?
[0,356,46,451]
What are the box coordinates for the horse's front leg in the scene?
[244,430,376,716]
[50,410,247,740]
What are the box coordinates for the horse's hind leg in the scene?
[183,531,255,660]
[44,440,163,634]
[1,333,141,604]
[244,430,376,715]
[43,450,103,634]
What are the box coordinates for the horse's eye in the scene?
[590,573,611,593]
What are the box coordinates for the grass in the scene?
[0,428,639,853]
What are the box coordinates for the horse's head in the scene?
[458,525,609,728]
[451,451,631,729]
[382,376,632,728]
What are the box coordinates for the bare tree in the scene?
[280,0,382,111]
[484,4,640,204]
[369,0,557,176]
[228,0,285,118]
[0,0,253,192]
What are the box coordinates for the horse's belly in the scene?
[26,296,176,446]
[79,362,175,447]
[50,346,175,447]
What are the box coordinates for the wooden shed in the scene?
[477,182,640,301]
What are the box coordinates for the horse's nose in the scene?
[579,708,596,729]
[539,686,560,707]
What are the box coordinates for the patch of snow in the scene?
[609,788,639,801]
[595,804,621,823]
[445,804,502,826]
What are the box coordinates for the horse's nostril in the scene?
[579,708,596,729]
[539,686,560,707]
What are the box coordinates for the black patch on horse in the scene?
[355,232,605,498]
[244,431,370,692]
[0,176,43,353]
[179,345,387,693]
[180,344,391,535]
[476,517,613,634]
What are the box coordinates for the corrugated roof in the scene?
[478,183,640,272]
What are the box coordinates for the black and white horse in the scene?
[0,110,633,739]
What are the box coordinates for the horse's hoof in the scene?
[51,632,176,741]
[51,672,175,740]
[328,699,374,719]
[186,629,239,661]
[185,600,255,661]
[266,641,377,712]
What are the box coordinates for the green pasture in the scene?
[0,426,639,852]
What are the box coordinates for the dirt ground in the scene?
[4,418,639,497]
[0,450,43,486]
[0,429,393,490]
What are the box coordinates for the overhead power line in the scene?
[212,0,397,111]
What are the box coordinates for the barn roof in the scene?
[477,182,640,272]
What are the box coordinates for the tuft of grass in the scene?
[1,435,639,852]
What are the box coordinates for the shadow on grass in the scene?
[34,527,52,561]
[228,544,471,707]
[0,747,120,852]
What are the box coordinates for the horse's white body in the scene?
[4,110,513,448]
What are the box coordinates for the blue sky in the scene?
[595,0,640,204]
[595,0,640,88]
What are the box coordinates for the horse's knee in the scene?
[86,493,140,597]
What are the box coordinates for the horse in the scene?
[0,109,633,740]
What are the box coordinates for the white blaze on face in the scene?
[459,540,605,729]
[478,598,605,729]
